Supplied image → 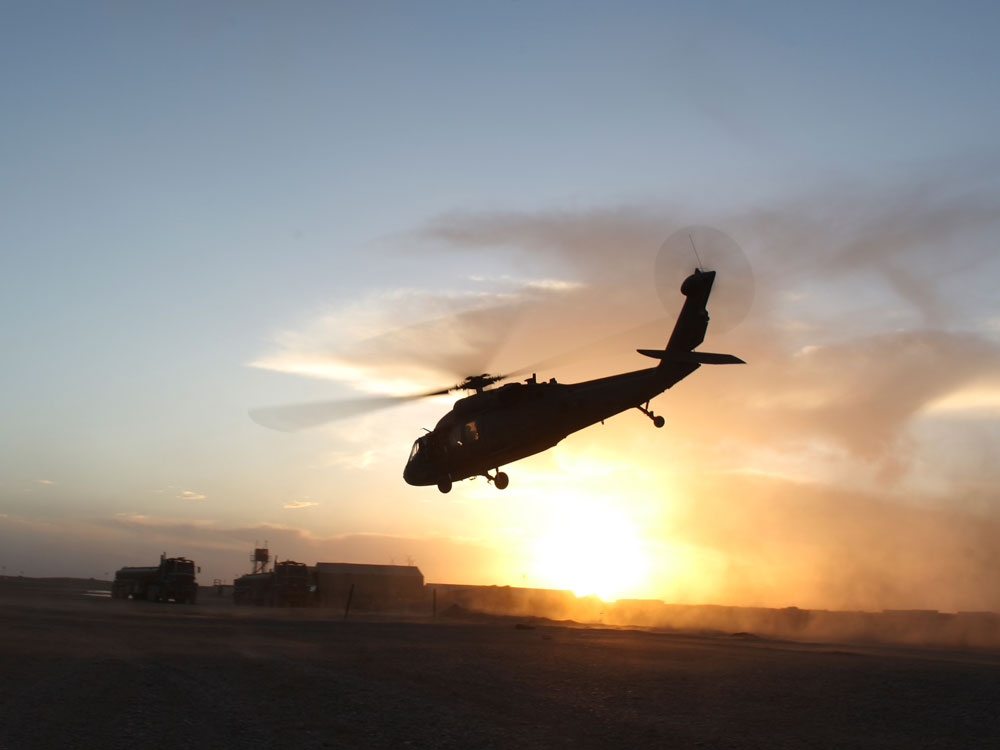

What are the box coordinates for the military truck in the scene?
[111,554,199,603]
[233,560,312,606]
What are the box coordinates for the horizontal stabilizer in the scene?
[637,349,746,365]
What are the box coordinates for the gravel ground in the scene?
[1,582,998,749]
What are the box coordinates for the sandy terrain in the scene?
[1,579,998,749]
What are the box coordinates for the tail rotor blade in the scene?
[655,226,754,334]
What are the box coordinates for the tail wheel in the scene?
[494,472,509,490]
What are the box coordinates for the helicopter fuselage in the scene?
[403,360,698,490]
[402,267,741,492]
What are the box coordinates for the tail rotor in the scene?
[655,225,755,335]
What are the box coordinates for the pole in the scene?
[343,583,355,621]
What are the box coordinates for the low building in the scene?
[233,560,312,607]
[427,583,579,619]
[313,563,424,611]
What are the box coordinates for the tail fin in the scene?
[637,269,746,366]
[667,268,716,352]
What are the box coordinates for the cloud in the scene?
[178,490,206,500]
[111,512,216,528]
[417,172,1000,459]
[250,167,1000,470]
[411,174,1000,611]
[238,166,1000,611]
[282,500,319,510]
[36,479,55,486]
[324,449,379,470]
[423,206,668,281]
[923,384,1000,417]
[720,329,1000,461]
[665,471,1000,613]
[249,281,586,396]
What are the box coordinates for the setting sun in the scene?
[527,495,651,600]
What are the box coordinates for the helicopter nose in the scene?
[403,457,430,486]
[403,463,417,486]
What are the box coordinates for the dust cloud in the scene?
[246,166,1000,614]
[413,168,1000,614]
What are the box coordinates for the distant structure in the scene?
[313,562,424,611]
[234,560,311,607]
[251,545,270,574]
[231,544,312,607]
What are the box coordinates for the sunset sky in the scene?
[2,2,999,611]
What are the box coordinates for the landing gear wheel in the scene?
[637,402,665,428]
[437,478,452,494]
[494,472,509,490]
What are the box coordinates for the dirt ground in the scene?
[1,580,998,749]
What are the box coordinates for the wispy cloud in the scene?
[112,513,216,528]
[36,479,55,486]
[115,513,148,522]
[249,280,585,397]
[418,171,1000,461]
[282,500,319,510]
[324,449,379,470]
[922,384,1000,417]
[238,167,1000,611]
[251,169,1000,474]
[177,490,206,500]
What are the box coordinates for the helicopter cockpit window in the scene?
[409,440,421,460]
[447,421,479,448]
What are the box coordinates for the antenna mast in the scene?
[688,233,704,271]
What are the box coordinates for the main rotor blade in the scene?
[249,389,448,432]
[498,317,668,380]
[343,299,527,384]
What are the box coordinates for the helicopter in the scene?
[250,257,745,493]
[401,266,744,493]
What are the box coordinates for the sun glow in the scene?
[527,495,651,601]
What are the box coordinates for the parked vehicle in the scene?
[111,555,198,603]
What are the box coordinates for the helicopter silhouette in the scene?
[250,261,744,493]
[402,267,743,493]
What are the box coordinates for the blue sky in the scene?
[2,2,999,608]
